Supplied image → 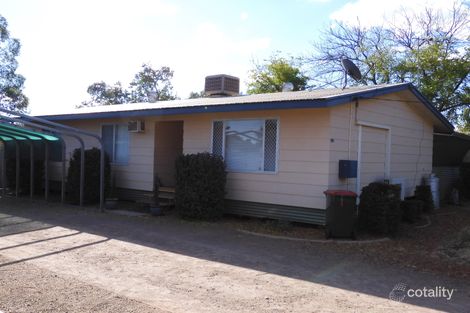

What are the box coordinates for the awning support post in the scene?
[61,138,66,204]
[100,149,104,211]
[29,139,34,199]
[0,139,6,197]
[80,143,85,207]
[15,140,19,198]
[44,141,49,201]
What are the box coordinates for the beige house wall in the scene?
[328,90,434,197]
[53,108,332,210]
[50,89,435,210]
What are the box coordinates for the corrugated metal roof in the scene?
[37,82,453,132]
[0,122,60,141]
[43,83,408,116]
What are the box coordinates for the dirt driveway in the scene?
[0,198,468,313]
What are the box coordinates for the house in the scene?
[40,78,453,225]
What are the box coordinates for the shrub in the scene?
[358,182,402,236]
[66,147,111,204]
[415,185,434,212]
[6,159,44,195]
[175,153,226,220]
[401,199,423,223]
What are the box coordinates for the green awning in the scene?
[0,122,60,142]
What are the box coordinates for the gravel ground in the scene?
[0,197,469,313]
[336,204,470,279]
[0,255,165,313]
[219,203,470,279]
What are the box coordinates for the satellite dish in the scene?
[282,82,294,92]
[341,58,362,89]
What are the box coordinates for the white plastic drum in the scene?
[425,174,440,209]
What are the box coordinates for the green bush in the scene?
[6,159,44,195]
[358,182,402,236]
[175,153,226,220]
[401,199,423,223]
[66,147,111,204]
[415,185,434,212]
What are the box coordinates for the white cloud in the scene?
[240,12,249,21]
[22,17,270,114]
[7,0,275,114]
[50,0,180,20]
[307,0,332,3]
[167,22,271,98]
[330,0,458,27]
[14,0,181,114]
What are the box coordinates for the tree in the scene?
[80,81,129,107]
[80,64,176,107]
[308,4,470,127]
[247,55,309,94]
[129,64,176,102]
[0,15,28,112]
[460,107,470,134]
[188,91,204,99]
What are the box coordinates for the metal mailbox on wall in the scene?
[339,160,358,178]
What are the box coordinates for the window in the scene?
[212,119,278,172]
[102,124,129,164]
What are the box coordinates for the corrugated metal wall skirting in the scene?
[114,188,326,225]
[115,188,153,202]
[225,200,326,225]
[432,166,460,204]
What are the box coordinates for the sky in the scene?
[0,0,458,115]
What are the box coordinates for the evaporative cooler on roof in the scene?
[204,74,240,97]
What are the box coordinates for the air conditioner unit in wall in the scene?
[128,120,145,133]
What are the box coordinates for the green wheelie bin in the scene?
[323,190,358,239]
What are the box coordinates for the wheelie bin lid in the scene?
[323,190,357,197]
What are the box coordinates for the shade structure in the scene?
[0,122,60,141]
[0,121,61,200]
[0,107,106,210]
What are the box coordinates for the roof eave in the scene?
[39,83,414,121]
[39,83,454,134]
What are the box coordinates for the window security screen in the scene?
[212,119,278,173]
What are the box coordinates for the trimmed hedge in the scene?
[358,182,402,236]
[66,148,111,204]
[175,153,226,220]
[415,185,434,212]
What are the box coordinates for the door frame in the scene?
[356,121,391,198]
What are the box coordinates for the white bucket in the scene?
[425,174,440,209]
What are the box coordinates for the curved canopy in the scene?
[0,122,60,141]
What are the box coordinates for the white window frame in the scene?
[211,118,280,174]
[101,123,129,165]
